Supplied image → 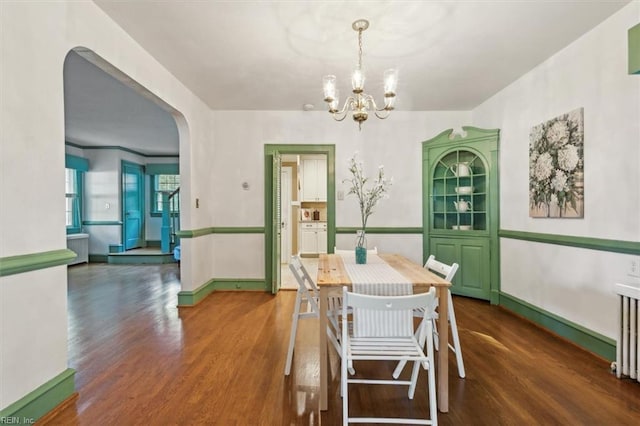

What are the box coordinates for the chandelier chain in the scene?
[358,28,363,70]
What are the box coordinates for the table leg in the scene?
[319,286,329,411]
[437,287,449,412]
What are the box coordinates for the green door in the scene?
[122,161,144,250]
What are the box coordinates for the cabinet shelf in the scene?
[430,149,489,231]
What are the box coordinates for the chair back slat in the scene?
[425,254,459,281]
[346,287,436,338]
[352,282,413,337]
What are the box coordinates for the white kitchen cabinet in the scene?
[301,157,327,202]
[299,222,327,254]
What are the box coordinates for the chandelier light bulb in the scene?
[352,69,365,93]
[322,75,336,102]
[384,69,398,96]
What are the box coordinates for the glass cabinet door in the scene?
[431,149,487,232]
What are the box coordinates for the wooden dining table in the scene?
[316,253,452,413]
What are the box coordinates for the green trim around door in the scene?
[499,292,615,361]
[264,144,336,293]
[500,230,640,255]
[0,368,76,423]
[0,249,77,277]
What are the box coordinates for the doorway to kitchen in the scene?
[264,144,336,294]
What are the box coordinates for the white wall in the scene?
[472,2,640,338]
[209,110,471,274]
[0,0,211,409]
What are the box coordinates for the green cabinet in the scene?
[422,127,500,303]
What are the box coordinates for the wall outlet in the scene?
[630,257,640,278]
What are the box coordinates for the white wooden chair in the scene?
[341,286,438,425]
[284,255,343,376]
[392,255,465,380]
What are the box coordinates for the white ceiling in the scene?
[64,1,631,155]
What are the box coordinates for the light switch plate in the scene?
[630,257,640,277]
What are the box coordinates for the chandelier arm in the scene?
[359,93,378,110]
[331,113,349,122]
[336,96,356,114]
[374,104,392,113]
[329,96,357,121]
[374,110,392,120]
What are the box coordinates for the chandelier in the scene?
[322,19,398,130]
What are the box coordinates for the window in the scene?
[66,168,82,233]
[151,174,180,215]
[65,153,88,234]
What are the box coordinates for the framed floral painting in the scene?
[529,108,584,218]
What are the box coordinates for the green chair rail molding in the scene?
[0,249,77,277]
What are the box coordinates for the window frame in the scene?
[65,155,87,234]
[150,173,180,217]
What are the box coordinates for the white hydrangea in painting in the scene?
[529,108,584,218]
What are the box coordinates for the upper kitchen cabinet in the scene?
[300,156,327,202]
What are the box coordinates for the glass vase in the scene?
[355,230,367,264]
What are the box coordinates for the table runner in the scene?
[340,253,413,337]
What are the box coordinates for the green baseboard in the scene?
[108,244,124,254]
[177,279,216,306]
[88,254,108,263]
[177,279,267,307]
[212,279,267,291]
[499,292,615,360]
[0,368,76,423]
[107,253,176,265]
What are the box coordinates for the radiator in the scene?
[616,283,640,381]
[67,233,89,265]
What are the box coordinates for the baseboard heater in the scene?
[616,283,640,382]
[67,233,89,265]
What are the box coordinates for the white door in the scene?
[280,167,292,263]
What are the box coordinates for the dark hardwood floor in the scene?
[44,263,640,425]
